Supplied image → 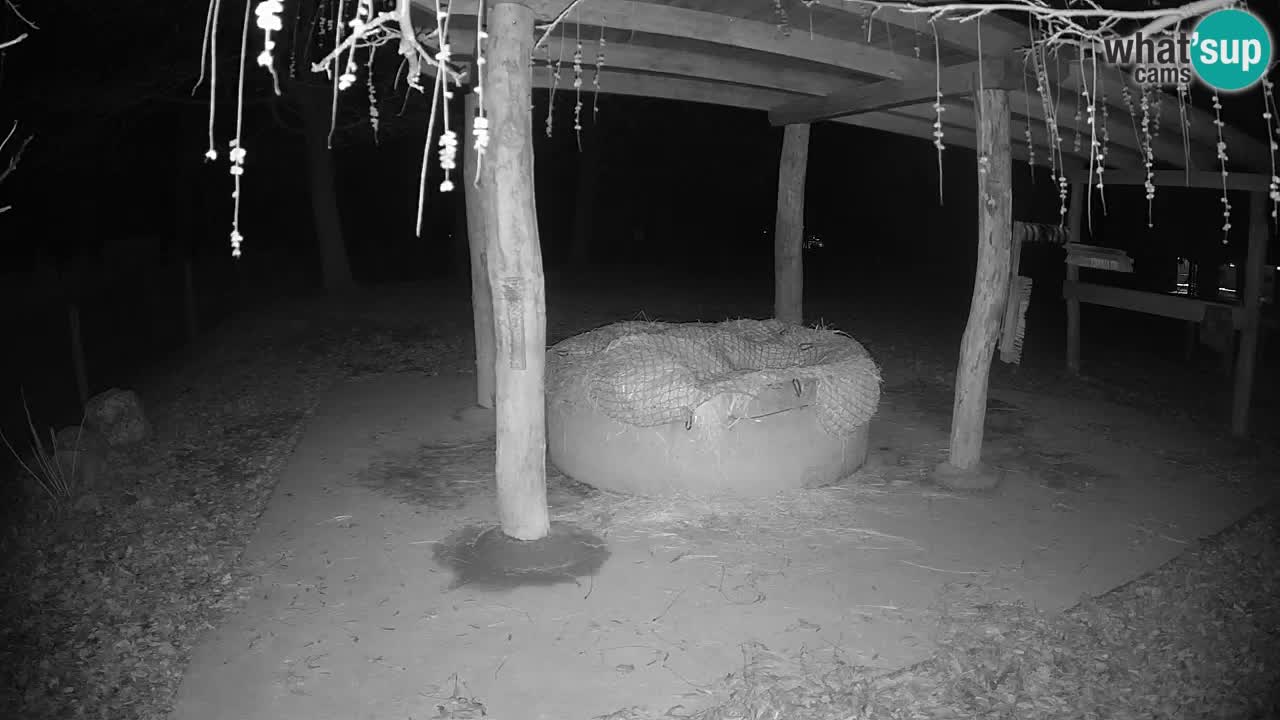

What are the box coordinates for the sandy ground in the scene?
[169,360,1274,720]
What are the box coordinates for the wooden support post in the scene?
[1065,182,1085,374]
[484,1,550,541]
[463,90,497,409]
[947,88,1012,476]
[1231,191,1269,437]
[774,123,809,326]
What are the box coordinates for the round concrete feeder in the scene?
[548,379,870,497]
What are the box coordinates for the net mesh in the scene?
[547,319,881,436]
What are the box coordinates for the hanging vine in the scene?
[1212,90,1232,243]
[1139,85,1157,226]
[198,0,470,252]
[1265,75,1279,221]
[545,22,563,138]
[1021,24,1036,177]
[472,0,490,187]
[930,19,945,206]
[592,16,605,121]
[573,9,584,148]
[194,0,1275,256]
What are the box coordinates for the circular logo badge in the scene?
[1191,8,1273,92]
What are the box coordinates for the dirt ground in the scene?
[169,329,1275,718]
[4,276,1278,720]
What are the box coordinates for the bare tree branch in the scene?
[0,130,33,185]
[5,0,37,29]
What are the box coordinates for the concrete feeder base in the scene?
[548,381,870,497]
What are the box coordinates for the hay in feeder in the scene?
[545,319,883,496]
[547,318,881,435]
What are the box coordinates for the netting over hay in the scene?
[547,319,881,436]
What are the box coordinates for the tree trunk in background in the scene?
[568,133,602,267]
[947,88,1012,473]
[485,1,550,541]
[773,123,809,325]
[174,111,201,344]
[299,86,356,294]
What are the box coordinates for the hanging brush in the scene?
[999,275,1033,365]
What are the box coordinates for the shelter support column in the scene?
[463,89,497,409]
[774,123,810,326]
[484,0,550,541]
[938,88,1011,487]
[1065,182,1084,374]
[1231,191,1269,437]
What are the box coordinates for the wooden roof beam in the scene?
[769,57,1023,125]
[516,43,1136,172]
[806,0,1028,55]
[517,34,1148,170]
[799,8,1265,171]
[443,0,1254,172]
[532,71,1043,167]
[1063,168,1272,192]
[444,0,921,81]
[449,29,856,98]
[541,28,1161,168]
[455,29,1130,169]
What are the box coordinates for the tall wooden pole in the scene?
[947,88,1012,473]
[485,1,550,541]
[1065,182,1085,374]
[1231,191,1269,437]
[463,89,497,409]
[774,123,810,325]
